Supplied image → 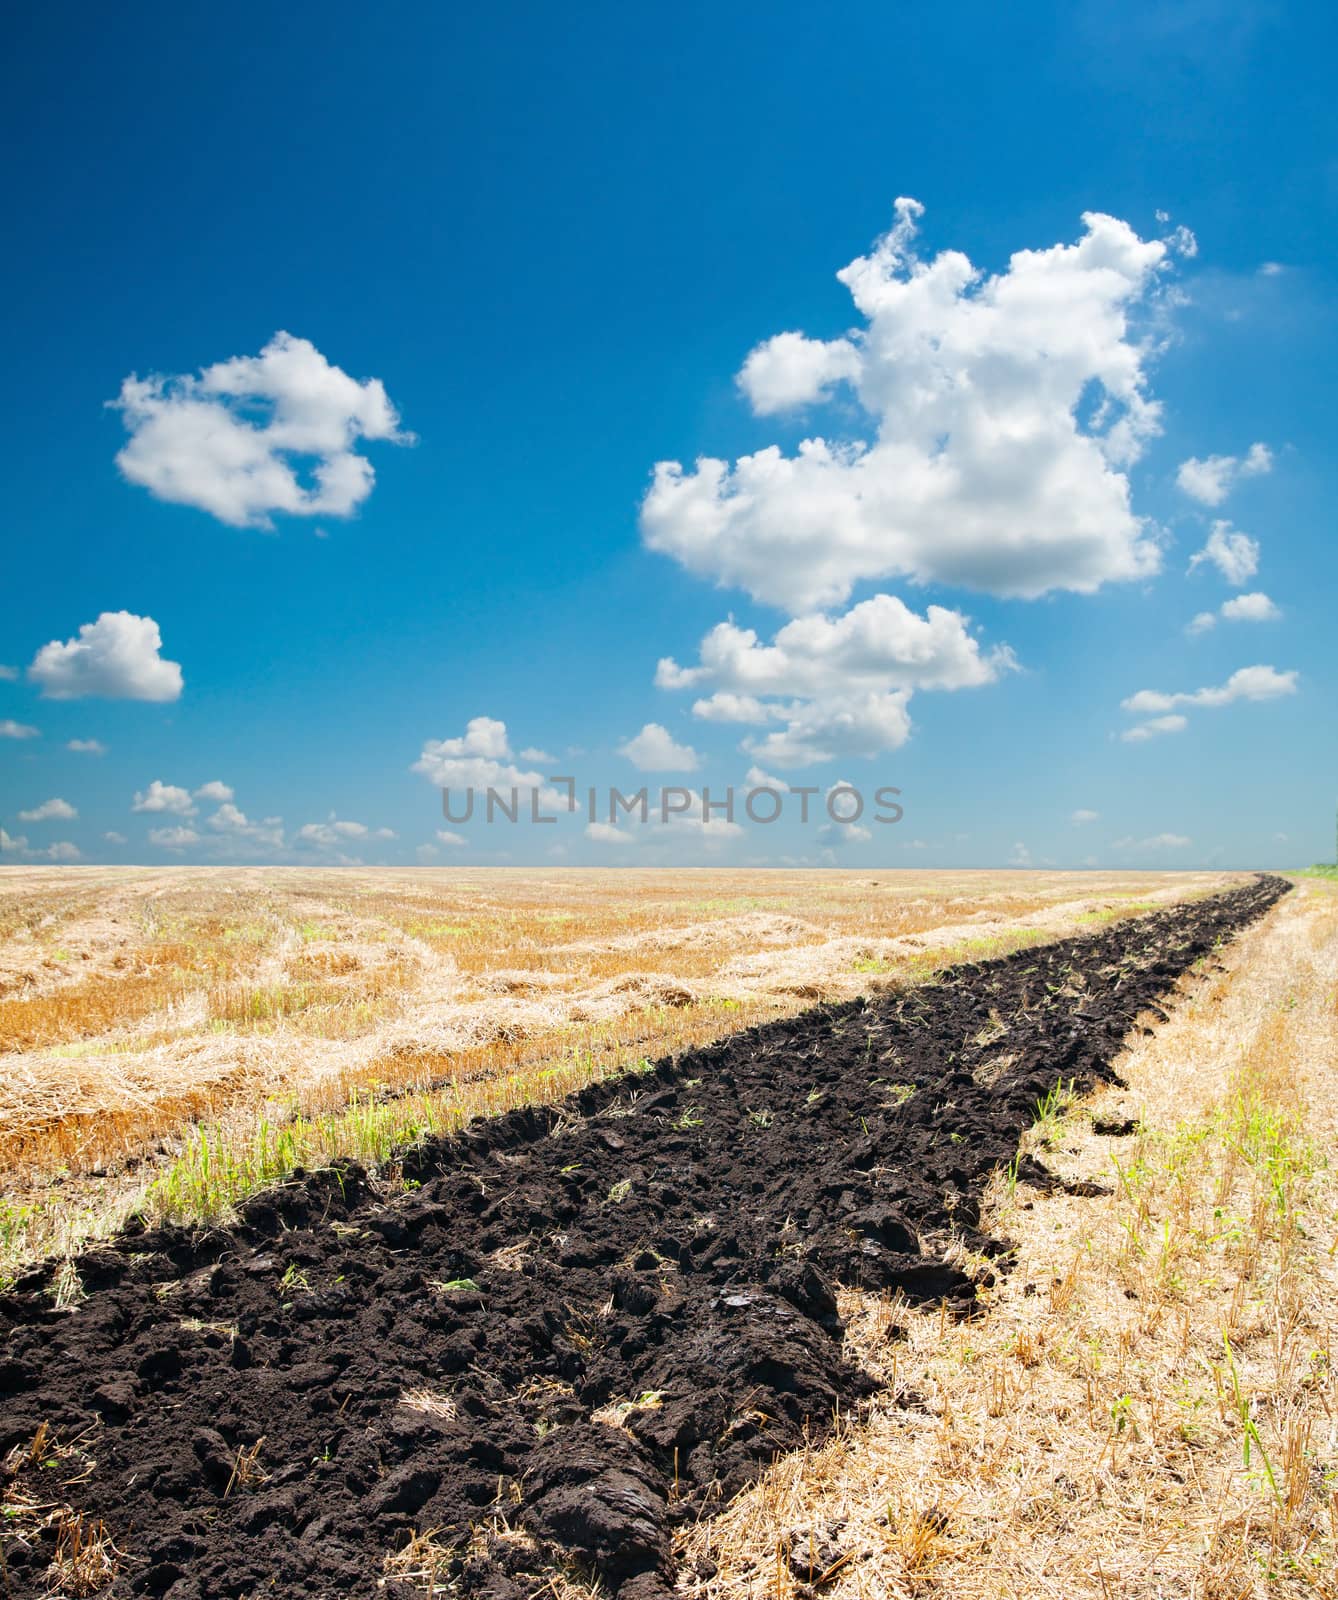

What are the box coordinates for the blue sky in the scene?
[2,0,1334,870]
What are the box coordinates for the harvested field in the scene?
[0,875,1289,1598]
[0,866,1232,1276]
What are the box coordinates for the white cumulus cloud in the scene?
[1122,664,1297,715]
[67,739,107,755]
[658,594,1010,767]
[586,822,636,846]
[413,717,552,799]
[643,199,1178,613]
[618,723,700,772]
[1175,442,1272,506]
[133,781,196,816]
[29,612,182,701]
[208,804,285,849]
[194,780,234,802]
[18,798,76,822]
[1121,713,1189,742]
[148,825,199,850]
[1220,591,1281,623]
[1188,521,1260,586]
[0,720,39,739]
[296,814,395,847]
[112,332,411,528]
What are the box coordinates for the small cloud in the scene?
[0,828,28,853]
[29,611,183,701]
[586,822,635,846]
[44,841,81,862]
[1186,611,1216,636]
[0,719,39,739]
[104,831,128,845]
[618,722,700,772]
[1220,591,1281,623]
[296,814,391,848]
[194,780,234,802]
[415,843,438,863]
[1113,832,1191,851]
[1258,262,1285,277]
[67,738,107,755]
[209,804,284,849]
[1176,445,1272,508]
[0,664,18,680]
[132,780,197,816]
[1010,842,1033,867]
[1188,521,1260,585]
[519,747,555,764]
[18,798,77,822]
[1121,714,1189,742]
[148,825,199,850]
[111,331,412,529]
[435,830,468,848]
[1070,809,1100,825]
[1123,665,1297,718]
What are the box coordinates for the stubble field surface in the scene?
[0,866,1231,1275]
[4,867,1338,1599]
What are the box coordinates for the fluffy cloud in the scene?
[1121,713,1189,743]
[18,798,76,822]
[67,738,106,755]
[1122,664,1297,716]
[1188,591,1280,633]
[1175,443,1272,506]
[1070,809,1100,825]
[296,815,395,847]
[0,828,77,863]
[194,780,234,802]
[29,611,182,701]
[208,804,285,849]
[104,831,127,845]
[414,718,550,799]
[112,332,411,528]
[132,780,196,816]
[657,594,1010,767]
[586,821,636,846]
[618,723,700,772]
[1220,591,1281,623]
[741,691,914,769]
[0,719,39,739]
[660,596,1009,699]
[149,825,199,850]
[643,200,1179,613]
[1188,522,1260,586]
[435,830,467,848]
[737,331,863,415]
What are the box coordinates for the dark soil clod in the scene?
[0,876,1289,1598]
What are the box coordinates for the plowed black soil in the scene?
[0,876,1289,1599]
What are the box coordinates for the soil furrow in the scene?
[0,875,1290,1600]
